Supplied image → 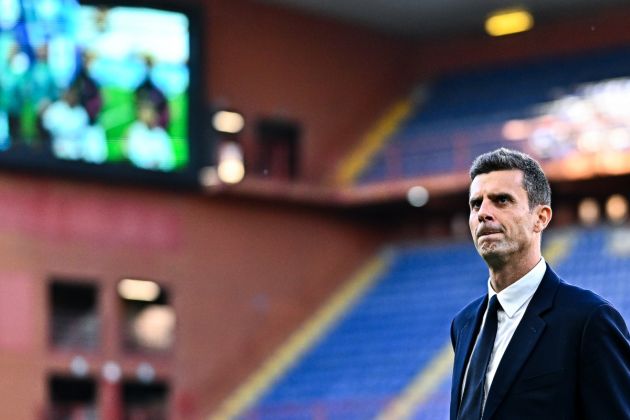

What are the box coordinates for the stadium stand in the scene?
[553,226,630,321]
[355,46,630,184]
[234,225,630,419]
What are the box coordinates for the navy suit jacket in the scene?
[450,265,630,419]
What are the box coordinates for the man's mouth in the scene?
[477,229,502,238]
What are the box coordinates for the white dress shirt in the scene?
[461,257,547,410]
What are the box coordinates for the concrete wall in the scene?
[206,0,416,182]
[0,172,382,419]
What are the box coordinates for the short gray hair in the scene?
[469,148,551,208]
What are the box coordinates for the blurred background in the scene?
[1,0,630,418]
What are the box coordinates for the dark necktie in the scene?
[458,295,501,420]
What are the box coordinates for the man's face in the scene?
[469,169,540,265]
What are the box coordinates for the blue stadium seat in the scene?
[241,242,487,418]
[357,46,630,184]
[240,225,630,419]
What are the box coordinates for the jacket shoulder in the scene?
[554,279,613,309]
[549,277,622,327]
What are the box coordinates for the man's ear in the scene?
[533,205,552,233]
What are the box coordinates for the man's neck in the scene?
[488,252,542,293]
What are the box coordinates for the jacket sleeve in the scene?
[579,304,630,419]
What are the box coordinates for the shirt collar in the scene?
[487,257,546,318]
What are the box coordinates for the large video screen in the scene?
[0,0,201,183]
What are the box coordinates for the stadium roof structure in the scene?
[257,0,628,38]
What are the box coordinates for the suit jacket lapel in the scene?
[482,265,561,420]
[451,296,487,419]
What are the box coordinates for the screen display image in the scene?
[0,0,198,181]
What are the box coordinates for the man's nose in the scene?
[477,201,494,221]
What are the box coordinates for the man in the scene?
[450,148,630,420]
